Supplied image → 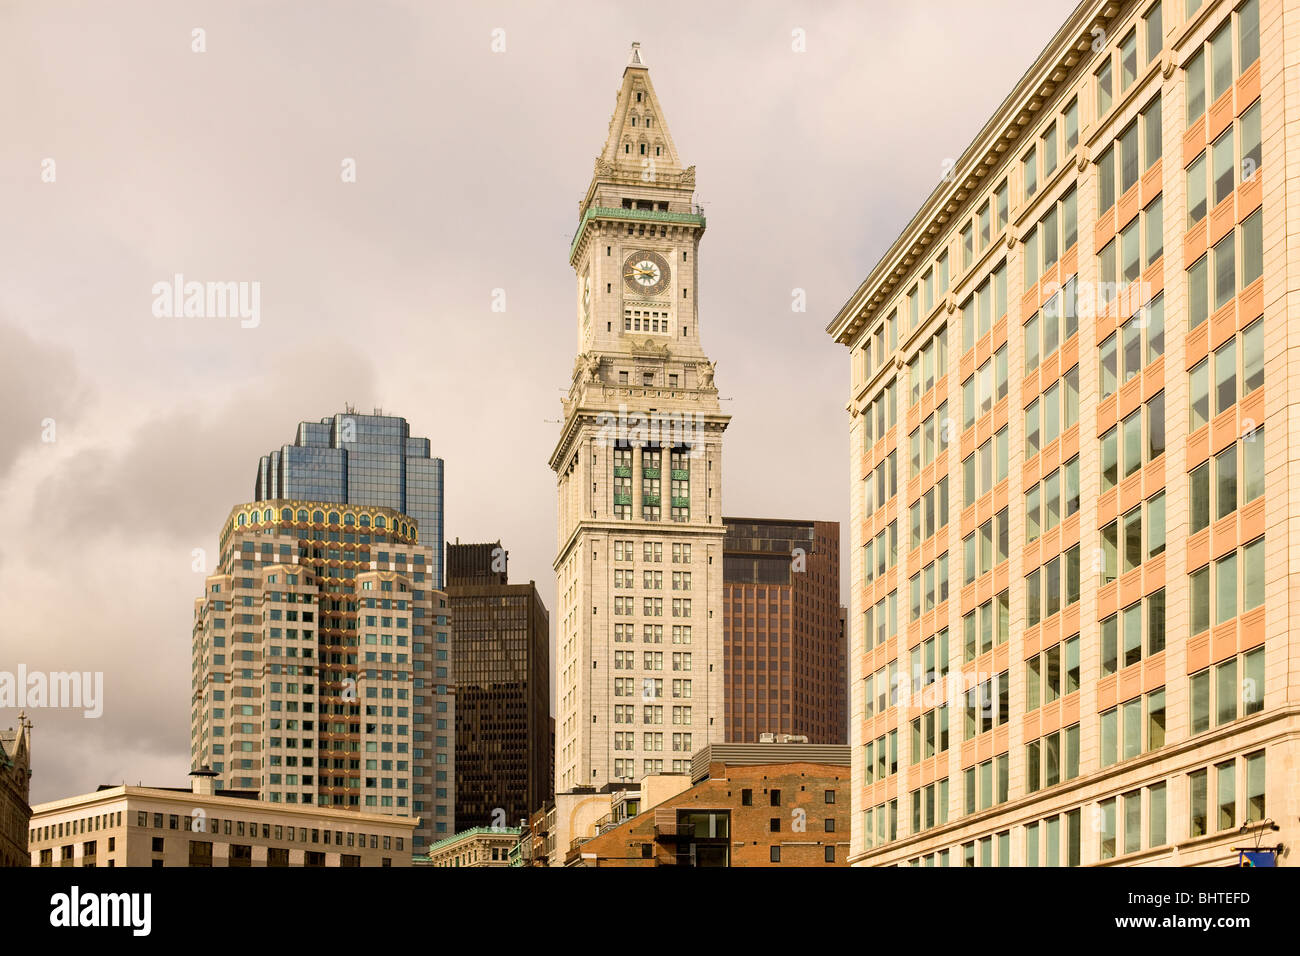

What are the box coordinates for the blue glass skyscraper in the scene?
[254,410,446,586]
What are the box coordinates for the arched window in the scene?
[297,510,308,522]
[263,508,272,522]
[375,516,386,529]
[237,513,246,527]
[359,515,371,528]
[281,508,292,521]
[328,511,340,524]
[250,511,259,525]
[344,513,355,526]
[312,510,324,523]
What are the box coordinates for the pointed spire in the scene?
[594,43,684,180]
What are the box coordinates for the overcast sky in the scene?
[0,0,1077,802]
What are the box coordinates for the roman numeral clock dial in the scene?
[622,250,670,297]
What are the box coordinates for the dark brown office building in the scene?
[446,541,551,829]
[723,519,845,744]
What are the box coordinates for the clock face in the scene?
[582,275,591,314]
[623,250,670,296]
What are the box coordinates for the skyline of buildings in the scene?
[9,2,1296,883]
[828,0,1289,867]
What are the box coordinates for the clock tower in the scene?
[550,43,729,795]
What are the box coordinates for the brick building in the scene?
[571,743,850,866]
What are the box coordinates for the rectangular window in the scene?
[1120,29,1138,91]
[1241,210,1263,288]
[1150,782,1167,847]
[1187,153,1207,228]
[1213,233,1235,310]
[1096,58,1113,118]
[1098,145,1115,213]
[1188,255,1208,329]
[1189,769,1208,837]
[1189,359,1209,430]
[1186,49,1205,127]
[1190,566,1210,636]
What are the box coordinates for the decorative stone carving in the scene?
[699,359,716,388]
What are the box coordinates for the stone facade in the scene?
[0,715,32,868]
[551,44,729,796]
[417,826,520,867]
[29,772,416,867]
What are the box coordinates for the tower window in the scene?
[607,246,611,255]
[624,144,630,154]
[636,92,642,102]
[640,144,646,155]
[622,199,633,209]
[619,372,629,384]
[643,373,655,386]
[656,147,661,156]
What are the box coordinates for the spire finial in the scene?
[628,42,643,66]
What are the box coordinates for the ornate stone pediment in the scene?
[629,339,671,360]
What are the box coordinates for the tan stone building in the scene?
[828,0,1293,865]
[550,43,729,797]
[190,499,451,854]
[29,770,416,866]
[0,714,32,867]
[416,825,519,867]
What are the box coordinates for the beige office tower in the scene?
[551,43,729,793]
[190,501,452,854]
[828,0,1295,865]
